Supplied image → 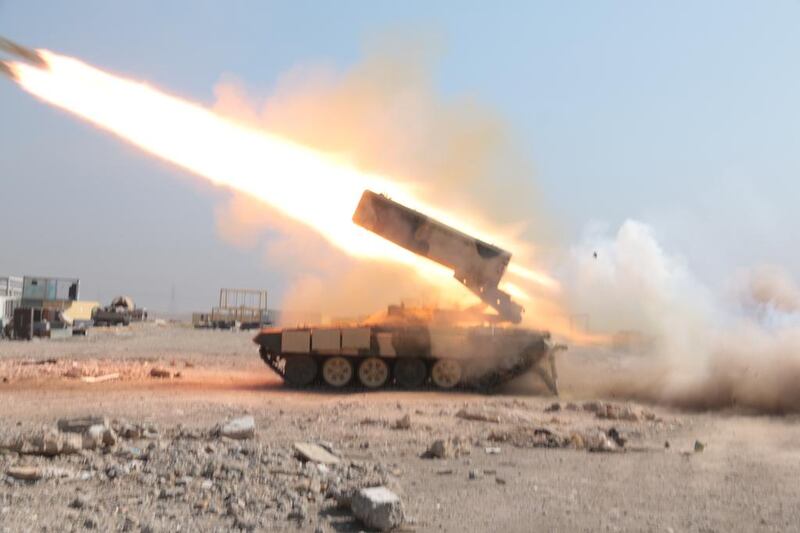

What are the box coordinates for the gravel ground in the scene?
[1,323,799,532]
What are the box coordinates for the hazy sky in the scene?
[1,1,799,312]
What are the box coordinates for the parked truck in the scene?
[93,296,147,327]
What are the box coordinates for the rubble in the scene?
[1,427,81,456]
[149,367,174,378]
[69,493,92,510]
[350,486,405,531]
[0,321,690,533]
[581,400,604,413]
[294,442,340,464]
[6,466,41,481]
[585,431,619,453]
[544,402,561,412]
[82,425,106,450]
[423,437,470,459]
[455,407,503,423]
[583,401,657,422]
[218,415,256,440]
[607,427,627,447]
[81,373,120,383]
[488,427,564,449]
[57,416,109,433]
[392,414,412,430]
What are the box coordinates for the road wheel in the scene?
[283,355,317,387]
[322,357,353,387]
[394,358,427,389]
[358,357,390,389]
[431,359,462,389]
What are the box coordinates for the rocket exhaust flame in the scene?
[4,43,597,341]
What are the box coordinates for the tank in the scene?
[253,190,563,393]
[254,305,559,393]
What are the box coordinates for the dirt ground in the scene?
[1,323,799,532]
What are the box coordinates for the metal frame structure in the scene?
[195,288,269,329]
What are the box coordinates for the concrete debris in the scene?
[586,430,621,453]
[294,442,341,464]
[569,433,585,450]
[0,418,127,456]
[0,406,414,531]
[392,414,412,430]
[6,466,41,481]
[149,367,174,378]
[455,407,502,423]
[488,425,629,453]
[423,437,470,459]
[57,416,109,433]
[69,493,91,510]
[484,446,501,455]
[598,404,640,421]
[488,427,563,449]
[80,373,120,384]
[468,469,482,480]
[581,401,604,413]
[116,421,143,439]
[350,486,405,532]
[1,428,82,456]
[218,415,256,440]
[20,358,59,366]
[102,427,119,446]
[607,427,627,448]
[585,401,657,422]
[82,425,106,450]
[115,445,145,460]
[64,367,84,379]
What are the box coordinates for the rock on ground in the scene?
[57,416,108,433]
[294,442,340,464]
[350,486,404,531]
[7,466,42,481]
[219,415,255,440]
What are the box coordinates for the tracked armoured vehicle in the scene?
[253,190,562,393]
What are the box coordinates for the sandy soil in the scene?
[1,323,798,532]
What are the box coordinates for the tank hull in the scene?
[253,324,559,393]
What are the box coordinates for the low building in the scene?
[0,275,23,332]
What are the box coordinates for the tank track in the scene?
[258,346,559,394]
[259,349,288,380]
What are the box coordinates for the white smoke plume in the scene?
[559,219,800,413]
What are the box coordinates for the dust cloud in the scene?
[557,220,800,413]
